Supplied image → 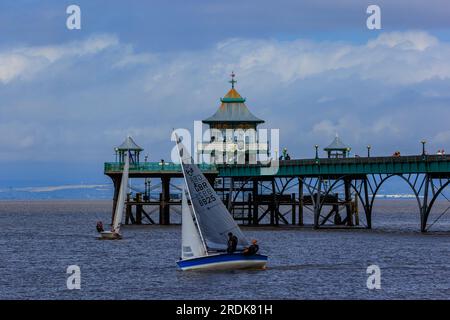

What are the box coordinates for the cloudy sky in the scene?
[1,0,450,187]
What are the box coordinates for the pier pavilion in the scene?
[197,72,267,165]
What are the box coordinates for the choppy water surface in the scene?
[0,200,449,299]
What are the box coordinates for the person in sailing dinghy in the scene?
[227,232,238,253]
[243,240,259,256]
[96,221,104,233]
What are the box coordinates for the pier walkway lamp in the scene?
[315,145,319,160]
[367,145,371,157]
[421,140,426,156]
[282,148,287,160]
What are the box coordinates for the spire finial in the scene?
[229,71,237,89]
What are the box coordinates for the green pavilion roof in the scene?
[116,136,143,151]
[324,135,350,151]
[202,76,264,125]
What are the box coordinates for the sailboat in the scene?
[175,135,268,271]
[100,152,130,240]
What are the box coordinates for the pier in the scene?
[105,154,450,232]
[104,75,450,232]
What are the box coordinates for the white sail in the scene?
[181,187,207,259]
[112,152,129,233]
[175,135,249,251]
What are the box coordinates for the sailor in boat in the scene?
[96,221,104,233]
[243,240,259,256]
[227,232,238,253]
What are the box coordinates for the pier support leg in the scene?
[344,178,353,226]
[420,174,430,232]
[269,203,275,225]
[159,193,163,224]
[271,179,277,226]
[127,195,135,224]
[291,193,296,225]
[206,175,216,188]
[125,192,131,224]
[298,178,304,226]
[125,204,132,225]
[227,178,234,211]
[136,193,142,225]
[247,193,252,225]
[225,192,234,220]
[252,180,259,225]
[160,177,171,225]
[136,205,143,225]
[314,178,322,229]
[363,177,372,229]
[354,196,359,226]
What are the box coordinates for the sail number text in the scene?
[191,176,217,207]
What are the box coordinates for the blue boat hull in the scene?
[177,253,268,271]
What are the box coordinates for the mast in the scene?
[112,152,129,232]
[181,186,207,258]
[175,135,209,254]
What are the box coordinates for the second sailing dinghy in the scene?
[100,152,130,240]
[175,135,268,271]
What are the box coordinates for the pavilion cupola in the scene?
[198,73,267,164]
[115,135,143,163]
[324,134,351,158]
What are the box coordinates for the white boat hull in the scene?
[177,253,267,271]
[99,231,122,240]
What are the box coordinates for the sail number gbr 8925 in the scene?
[190,174,217,207]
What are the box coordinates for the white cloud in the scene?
[367,31,438,51]
[312,120,338,137]
[317,96,336,104]
[112,44,157,68]
[434,130,450,144]
[197,31,450,86]
[104,126,171,145]
[1,30,450,163]
[371,117,402,135]
[0,54,29,83]
[0,34,119,83]
[0,122,41,150]
[3,30,448,88]
[310,116,375,146]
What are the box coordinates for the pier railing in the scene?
[105,155,450,177]
[104,162,217,173]
[219,155,450,176]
